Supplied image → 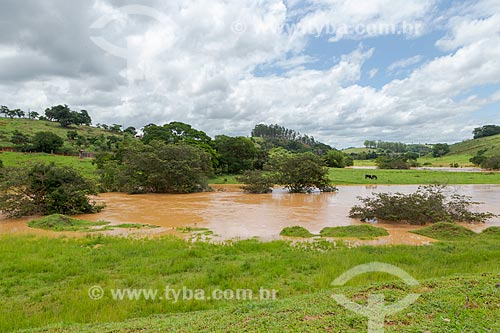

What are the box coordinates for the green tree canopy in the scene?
[473,125,500,139]
[44,105,92,127]
[96,141,213,194]
[214,135,257,173]
[142,122,218,167]
[31,131,64,153]
[0,163,101,217]
[267,152,331,193]
[432,143,450,157]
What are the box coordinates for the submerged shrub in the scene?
[349,185,495,225]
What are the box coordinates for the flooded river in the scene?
[1,185,499,245]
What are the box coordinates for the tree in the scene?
[11,130,31,149]
[376,156,410,169]
[267,152,331,193]
[96,141,213,194]
[44,105,92,127]
[31,132,64,153]
[142,122,218,167]
[432,143,450,157]
[473,125,500,139]
[236,170,274,194]
[28,111,39,119]
[214,135,257,173]
[123,126,137,136]
[481,156,500,170]
[324,149,347,168]
[0,163,102,217]
[470,149,488,166]
[1,106,18,119]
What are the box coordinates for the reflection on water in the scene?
[1,185,499,244]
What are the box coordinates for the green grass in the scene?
[410,222,477,241]
[0,152,98,180]
[352,159,377,166]
[2,235,500,332]
[24,274,500,332]
[417,153,475,167]
[211,168,500,186]
[27,214,109,232]
[320,225,389,239]
[449,133,500,156]
[0,118,119,151]
[328,168,500,185]
[280,226,315,238]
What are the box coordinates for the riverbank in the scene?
[2,232,500,332]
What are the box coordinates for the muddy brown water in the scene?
[1,185,499,245]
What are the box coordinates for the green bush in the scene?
[481,155,500,170]
[267,152,331,193]
[0,163,102,217]
[411,222,477,240]
[349,185,495,225]
[236,170,274,194]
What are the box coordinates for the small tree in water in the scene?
[349,185,495,225]
[267,151,334,193]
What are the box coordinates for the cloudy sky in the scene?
[1,0,499,148]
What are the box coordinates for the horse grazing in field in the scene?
[365,174,378,180]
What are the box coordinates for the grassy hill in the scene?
[0,118,120,152]
[449,134,500,156]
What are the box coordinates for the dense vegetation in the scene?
[349,185,495,225]
[0,163,102,217]
[473,124,500,139]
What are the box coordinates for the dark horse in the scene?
[365,174,378,180]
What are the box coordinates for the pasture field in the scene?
[1,230,499,332]
[0,152,97,180]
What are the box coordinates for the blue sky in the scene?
[0,0,499,147]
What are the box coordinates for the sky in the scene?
[0,0,499,148]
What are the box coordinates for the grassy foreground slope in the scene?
[27,274,500,333]
[2,232,500,332]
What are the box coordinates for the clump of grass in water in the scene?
[27,214,109,232]
[114,223,159,229]
[411,222,477,241]
[177,227,213,234]
[320,225,389,239]
[280,226,316,238]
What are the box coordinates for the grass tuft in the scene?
[280,226,316,238]
[320,225,389,239]
[411,222,477,241]
[27,214,109,232]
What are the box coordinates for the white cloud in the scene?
[387,55,423,73]
[0,0,499,148]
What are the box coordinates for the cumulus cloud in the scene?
[0,0,499,148]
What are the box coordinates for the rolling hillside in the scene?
[0,118,121,151]
[449,134,500,156]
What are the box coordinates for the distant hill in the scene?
[448,134,500,156]
[0,118,121,152]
